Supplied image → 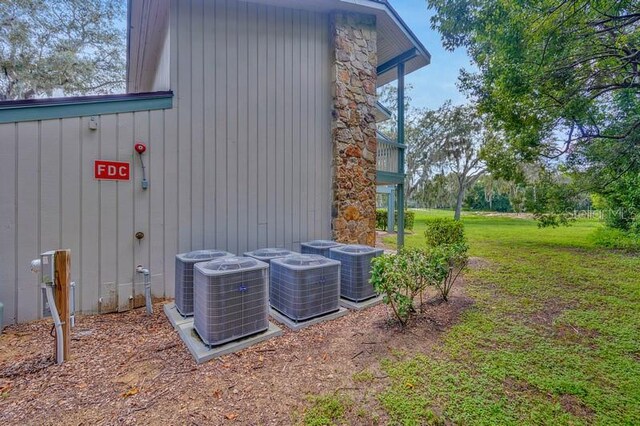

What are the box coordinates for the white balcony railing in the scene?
[376,132,404,175]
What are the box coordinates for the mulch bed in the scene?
[1,284,473,425]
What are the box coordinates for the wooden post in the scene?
[397,62,405,249]
[54,249,71,361]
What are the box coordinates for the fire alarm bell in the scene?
[134,142,146,154]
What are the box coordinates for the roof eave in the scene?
[340,0,430,63]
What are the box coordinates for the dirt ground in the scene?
[0,270,474,425]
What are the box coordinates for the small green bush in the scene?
[370,254,414,326]
[372,218,470,324]
[424,218,465,247]
[404,211,415,231]
[429,242,469,301]
[375,210,415,231]
[371,243,469,325]
[424,219,468,301]
[376,209,388,230]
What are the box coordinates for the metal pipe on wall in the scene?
[45,285,64,365]
[136,265,153,315]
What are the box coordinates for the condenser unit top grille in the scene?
[273,254,340,270]
[244,248,295,260]
[176,249,233,262]
[302,240,343,249]
[331,244,381,255]
[195,256,268,276]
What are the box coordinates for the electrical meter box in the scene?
[39,251,55,317]
[35,251,75,321]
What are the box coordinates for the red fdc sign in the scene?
[94,160,130,181]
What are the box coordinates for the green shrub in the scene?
[404,211,415,231]
[371,244,470,325]
[401,248,438,310]
[376,209,388,230]
[423,219,468,301]
[424,218,465,247]
[370,254,414,326]
[375,210,415,231]
[429,242,469,302]
[592,227,640,252]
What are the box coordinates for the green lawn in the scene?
[309,210,640,425]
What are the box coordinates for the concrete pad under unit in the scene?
[176,321,283,364]
[163,302,192,329]
[340,295,384,310]
[269,307,349,331]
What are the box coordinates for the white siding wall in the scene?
[0,0,332,325]
[0,112,170,323]
[151,29,171,92]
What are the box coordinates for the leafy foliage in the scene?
[371,221,469,324]
[592,226,640,252]
[0,0,126,99]
[464,176,514,212]
[406,101,490,220]
[427,0,640,231]
[375,209,415,231]
[423,218,469,301]
[430,243,469,302]
[596,171,640,232]
[424,218,466,247]
[370,254,415,326]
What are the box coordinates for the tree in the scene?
[378,84,428,202]
[415,172,459,209]
[416,102,488,220]
[464,176,514,212]
[427,0,640,229]
[0,0,126,100]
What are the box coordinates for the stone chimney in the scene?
[330,12,377,245]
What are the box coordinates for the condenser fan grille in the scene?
[193,257,269,346]
[270,255,341,322]
[329,245,383,302]
[175,250,234,317]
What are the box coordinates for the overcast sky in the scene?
[389,0,475,110]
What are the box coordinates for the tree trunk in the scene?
[454,180,465,221]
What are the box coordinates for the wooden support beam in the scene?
[376,48,417,76]
[54,249,71,361]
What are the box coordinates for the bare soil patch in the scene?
[468,256,491,270]
[560,394,595,419]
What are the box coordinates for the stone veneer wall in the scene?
[330,12,377,246]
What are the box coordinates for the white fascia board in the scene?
[336,0,431,62]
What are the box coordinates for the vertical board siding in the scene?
[190,0,205,252]
[99,114,118,312]
[0,0,332,325]
[0,123,17,324]
[0,112,167,322]
[148,109,166,297]
[79,116,100,314]
[176,0,331,254]
[60,118,82,318]
[16,122,40,322]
